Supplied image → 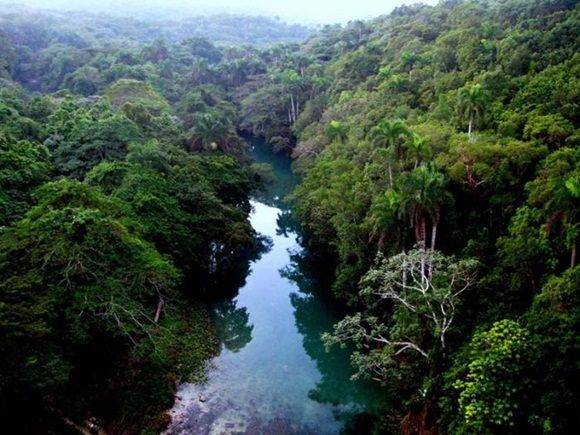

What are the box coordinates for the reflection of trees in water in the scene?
[207,233,273,299]
[284,249,389,431]
[205,234,272,353]
[281,248,334,297]
[194,232,270,355]
[290,293,382,406]
[213,300,254,353]
[247,135,299,212]
[276,209,301,238]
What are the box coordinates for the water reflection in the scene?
[213,300,253,353]
[165,138,388,434]
[285,249,389,431]
[247,135,297,211]
[205,232,273,300]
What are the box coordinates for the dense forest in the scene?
[0,5,312,47]
[0,0,578,433]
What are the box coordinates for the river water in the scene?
[166,138,388,434]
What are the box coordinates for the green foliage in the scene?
[457,83,489,138]
[105,79,170,115]
[0,136,51,226]
[523,267,580,432]
[0,0,578,432]
[86,141,254,278]
[325,120,349,143]
[45,100,141,178]
[0,14,267,429]
[290,0,579,431]
[324,249,477,402]
[455,320,532,432]
[0,179,179,399]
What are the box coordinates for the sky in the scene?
[4,0,438,23]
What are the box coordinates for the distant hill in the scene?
[0,4,313,46]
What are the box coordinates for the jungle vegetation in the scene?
[0,0,578,433]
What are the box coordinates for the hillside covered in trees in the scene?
[0,0,578,433]
[0,4,312,48]
[284,1,579,432]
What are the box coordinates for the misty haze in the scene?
[2,0,437,23]
[0,0,578,434]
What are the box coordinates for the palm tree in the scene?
[401,163,450,252]
[368,189,403,251]
[405,133,432,169]
[189,112,231,152]
[457,83,487,141]
[189,58,210,85]
[278,69,305,124]
[369,119,411,186]
[401,50,419,72]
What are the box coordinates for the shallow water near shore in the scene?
[165,137,389,434]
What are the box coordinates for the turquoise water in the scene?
[166,138,389,434]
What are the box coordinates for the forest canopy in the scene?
[0,0,578,433]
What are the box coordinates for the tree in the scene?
[401,164,450,251]
[0,32,16,79]
[368,119,411,186]
[367,189,403,251]
[104,79,170,115]
[0,136,51,226]
[188,57,211,85]
[64,66,103,96]
[188,112,237,152]
[524,267,579,432]
[405,133,432,169]
[526,147,579,268]
[324,249,477,380]
[455,320,531,432]
[277,69,305,124]
[45,100,141,178]
[86,141,254,279]
[0,179,179,417]
[457,83,488,141]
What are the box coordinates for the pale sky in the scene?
[4,0,438,23]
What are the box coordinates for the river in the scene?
[166,137,389,434]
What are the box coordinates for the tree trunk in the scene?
[154,297,165,323]
[571,243,577,269]
[468,115,473,141]
[430,221,438,251]
[418,216,427,275]
[401,403,438,435]
[289,94,296,123]
[419,216,427,251]
[378,232,386,251]
[388,164,393,188]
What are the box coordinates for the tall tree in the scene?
[188,112,237,152]
[405,133,432,169]
[526,147,579,268]
[401,163,450,252]
[457,83,488,141]
[369,120,411,186]
[277,69,305,124]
